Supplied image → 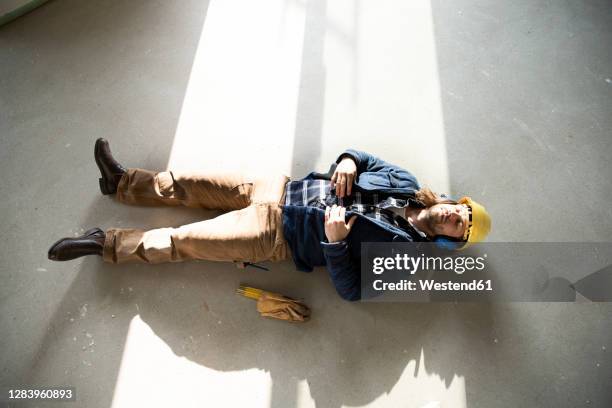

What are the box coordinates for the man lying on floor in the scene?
[48,139,491,301]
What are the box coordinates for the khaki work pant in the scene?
[102,168,290,264]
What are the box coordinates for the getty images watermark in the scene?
[360,243,612,302]
[372,252,489,292]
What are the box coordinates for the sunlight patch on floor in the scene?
[166,0,450,193]
[319,0,450,192]
[343,349,466,408]
[110,315,272,408]
[166,0,306,175]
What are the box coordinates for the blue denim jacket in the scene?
[281,149,429,301]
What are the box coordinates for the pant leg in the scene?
[115,168,256,210]
[103,203,288,264]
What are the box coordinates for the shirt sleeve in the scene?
[336,148,421,190]
[336,149,396,174]
[320,240,361,301]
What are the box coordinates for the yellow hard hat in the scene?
[458,196,491,249]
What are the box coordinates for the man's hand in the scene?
[324,205,357,243]
[331,157,357,198]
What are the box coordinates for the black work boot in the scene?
[94,138,126,195]
[48,228,105,261]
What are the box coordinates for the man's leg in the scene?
[47,179,289,262]
[115,168,258,210]
[116,169,290,211]
[96,138,290,210]
[103,203,289,264]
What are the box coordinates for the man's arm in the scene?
[320,240,360,301]
[322,205,360,301]
[335,149,394,174]
[335,148,420,192]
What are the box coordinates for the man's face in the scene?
[427,203,470,239]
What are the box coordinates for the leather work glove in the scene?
[256,292,311,322]
[237,285,311,322]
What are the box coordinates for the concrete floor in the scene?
[1,0,611,407]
